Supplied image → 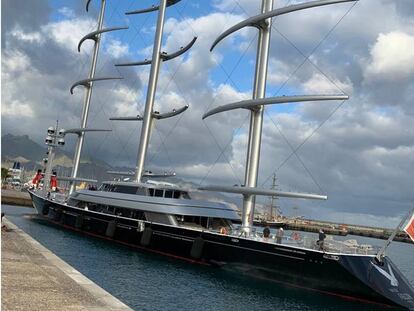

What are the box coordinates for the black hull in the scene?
[29,191,414,310]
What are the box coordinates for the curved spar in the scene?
[125,0,182,15]
[210,0,358,51]
[115,37,197,67]
[78,27,128,52]
[202,95,349,119]
[70,77,123,94]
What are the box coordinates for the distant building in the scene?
[6,162,24,187]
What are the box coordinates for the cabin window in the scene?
[164,190,173,198]
[155,189,164,197]
[148,188,155,196]
[113,185,137,194]
[173,191,180,199]
[176,215,209,228]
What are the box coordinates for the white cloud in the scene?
[303,73,353,94]
[42,18,95,53]
[268,60,297,86]
[10,26,43,44]
[364,31,414,81]
[106,39,129,58]
[2,99,34,118]
[112,86,141,116]
[1,49,31,76]
[1,50,37,118]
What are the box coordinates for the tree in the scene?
[1,168,10,182]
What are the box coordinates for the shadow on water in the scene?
[2,205,407,311]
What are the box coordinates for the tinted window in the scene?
[173,191,180,199]
[155,189,164,197]
[113,186,137,194]
[165,190,173,198]
[149,188,154,196]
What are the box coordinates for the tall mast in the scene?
[134,0,168,182]
[111,0,196,182]
[70,0,106,194]
[202,0,358,234]
[242,0,273,231]
[67,0,127,193]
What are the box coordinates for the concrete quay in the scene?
[1,218,133,311]
[1,189,32,207]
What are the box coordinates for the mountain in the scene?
[1,133,113,182]
[2,134,48,164]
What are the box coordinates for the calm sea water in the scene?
[3,205,413,311]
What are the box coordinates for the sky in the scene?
[2,0,414,226]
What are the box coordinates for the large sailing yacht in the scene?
[29,0,414,309]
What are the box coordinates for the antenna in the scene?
[67,0,128,194]
[202,0,358,234]
[113,0,196,182]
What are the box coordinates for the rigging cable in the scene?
[260,1,358,187]
[222,0,357,192]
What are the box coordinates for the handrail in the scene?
[58,176,98,183]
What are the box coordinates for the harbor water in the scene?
[3,205,413,311]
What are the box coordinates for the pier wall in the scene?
[1,218,133,310]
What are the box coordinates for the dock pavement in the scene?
[1,189,32,207]
[1,218,133,311]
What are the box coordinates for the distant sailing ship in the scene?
[29,0,414,309]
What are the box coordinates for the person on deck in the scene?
[276,227,284,244]
[263,226,271,239]
[50,171,58,192]
[317,229,326,250]
[32,169,43,188]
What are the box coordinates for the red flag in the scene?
[404,214,414,242]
